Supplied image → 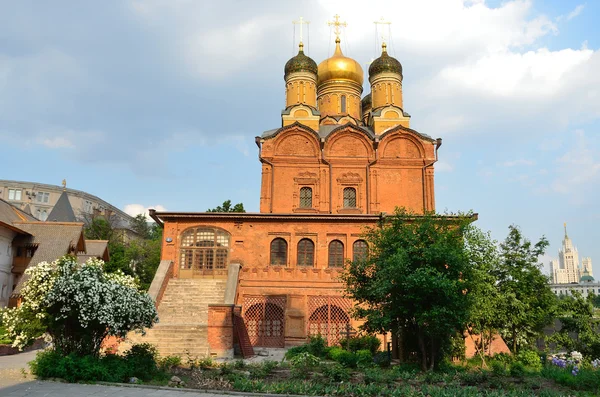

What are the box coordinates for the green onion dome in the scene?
[361,93,372,110]
[368,43,402,79]
[284,43,318,80]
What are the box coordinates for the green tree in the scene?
[130,214,151,239]
[341,209,474,371]
[464,226,506,366]
[84,216,113,241]
[207,200,245,213]
[496,225,556,354]
[550,291,600,358]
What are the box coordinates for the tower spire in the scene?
[564,222,568,238]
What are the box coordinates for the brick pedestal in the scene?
[207,304,235,359]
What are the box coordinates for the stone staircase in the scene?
[126,278,226,358]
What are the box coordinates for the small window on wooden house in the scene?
[343,187,356,208]
[297,239,315,267]
[299,187,312,208]
[328,240,344,267]
[270,238,288,266]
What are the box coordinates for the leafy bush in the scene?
[459,369,489,386]
[306,335,328,357]
[125,343,158,378]
[327,346,345,361]
[29,344,164,383]
[373,351,391,368]
[290,352,320,368]
[517,350,542,370]
[320,363,351,383]
[356,349,373,368]
[285,345,309,359]
[338,335,381,355]
[335,350,359,368]
[490,360,507,376]
[492,352,513,365]
[509,362,526,378]
[158,355,181,371]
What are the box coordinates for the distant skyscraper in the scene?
[550,224,594,284]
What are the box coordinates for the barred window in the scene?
[270,238,288,266]
[343,187,356,208]
[353,240,368,262]
[328,240,344,268]
[179,227,230,271]
[297,238,315,267]
[299,187,312,208]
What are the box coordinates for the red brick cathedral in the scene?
[142,18,441,358]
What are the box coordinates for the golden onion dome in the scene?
[317,38,364,86]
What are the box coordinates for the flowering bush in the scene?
[1,256,157,356]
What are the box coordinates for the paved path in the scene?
[0,381,255,396]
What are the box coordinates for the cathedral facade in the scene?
[147,23,444,356]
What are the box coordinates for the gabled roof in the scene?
[77,240,110,263]
[47,190,77,222]
[11,222,86,296]
[0,198,37,224]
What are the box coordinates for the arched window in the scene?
[340,95,347,113]
[297,238,315,267]
[343,187,357,208]
[353,240,368,262]
[299,187,312,208]
[328,240,344,267]
[270,238,287,266]
[179,227,230,274]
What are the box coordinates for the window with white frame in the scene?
[83,200,93,213]
[35,192,50,203]
[36,208,48,221]
[8,189,22,201]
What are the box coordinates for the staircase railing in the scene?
[147,259,174,307]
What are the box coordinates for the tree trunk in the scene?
[417,329,428,371]
[429,338,435,371]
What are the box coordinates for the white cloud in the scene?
[436,161,454,173]
[501,159,535,167]
[124,204,167,219]
[567,4,585,20]
[36,136,75,149]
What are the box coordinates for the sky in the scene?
[1,0,598,276]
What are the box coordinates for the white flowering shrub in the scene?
[1,256,157,356]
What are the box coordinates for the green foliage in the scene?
[341,208,475,371]
[158,355,181,371]
[124,343,159,379]
[207,200,245,213]
[285,344,309,359]
[373,351,391,368]
[319,363,351,383]
[0,325,11,344]
[356,349,374,368]
[516,349,542,370]
[459,369,489,386]
[550,291,600,358]
[29,344,166,383]
[490,360,507,376]
[541,365,600,393]
[130,214,152,239]
[289,352,320,368]
[334,350,359,368]
[285,336,329,359]
[339,335,381,355]
[509,362,525,378]
[496,225,556,354]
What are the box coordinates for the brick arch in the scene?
[325,130,374,159]
[274,130,320,157]
[243,296,286,347]
[379,133,425,159]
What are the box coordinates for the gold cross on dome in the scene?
[293,16,310,44]
[62,179,67,190]
[327,14,347,40]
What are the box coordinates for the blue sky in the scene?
[1,0,598,275]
